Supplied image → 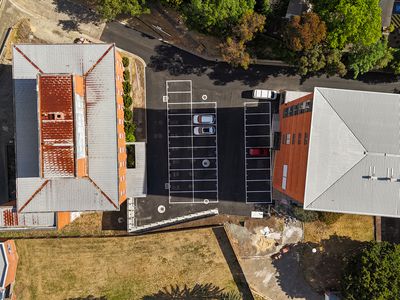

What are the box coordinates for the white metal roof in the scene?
[304,87,400,217]
[13,44,119,213]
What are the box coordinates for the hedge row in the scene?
[122,56,136,143]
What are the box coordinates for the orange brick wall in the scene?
[273,94,313,203]
[115,50,127,204]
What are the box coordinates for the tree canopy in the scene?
[284,12,327,52]
[220,11,265,69]
[184,0,256,34]
[312,0,382,49]
[97,0,148,20]
[342,242,400,300]
[348,39,393,78]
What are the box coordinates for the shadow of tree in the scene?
[142,283,242,300]
[148,44,296,87]
[58,20,80,32]
[52,0,102,25]
[272,235,368,297]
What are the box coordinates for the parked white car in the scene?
[252,89,278,100]
[193,126,216,135]
[193,114,215,124]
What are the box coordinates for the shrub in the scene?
[123,94,133,107]
[123,69,130,81]
[122,57,129,67]
[292,206,319,222]
[124,109,132,121]
[124,122,136,143]
[126,145,135,168]
[123,81,131,94]
[317,211,342,225]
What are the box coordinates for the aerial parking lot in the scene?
[135,78,276,228]
[166,80,219,204]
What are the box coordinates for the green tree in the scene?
[312,0,382,49]
[297,46,326,76]
[342,242,400,300]
[97,0,148,21]
[184,0,256,34]
[390,49,400,75]
[284,12,327,52]
[348,39,393,78]
[325,49,347,76]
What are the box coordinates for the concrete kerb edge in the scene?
[0,27,13,61]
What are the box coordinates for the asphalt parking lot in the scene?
[244,102,272,203]
[166,80,218,204]
[134,76,275,227]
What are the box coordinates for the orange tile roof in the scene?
[38,75,75,178]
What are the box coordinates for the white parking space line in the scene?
[245,123,270,127]
[244,101,272,204]
[166,80,218,204]
[169,146,216,149]
[246,135,270,138]
[170,168,217,171]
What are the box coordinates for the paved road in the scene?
[101,22,400,94]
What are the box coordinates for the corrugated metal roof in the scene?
[126,142,147,197]
[0,206,55,228]
[13,44,120,213]
[304,87,400,217]
[85,46,119,204]
[20,178,117,212]
[39,75,75,177]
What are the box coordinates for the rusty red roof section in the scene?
[38,74,75,178]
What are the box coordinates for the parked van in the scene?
[252,89,278,100]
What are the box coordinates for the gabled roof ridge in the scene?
[316,87,368,151]
[18,180,49,213]
[18,177,118,212]
[87,177,118,209]
[305,155,367,209]
[14,45,44,74]
[84,44,114,77]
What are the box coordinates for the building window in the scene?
[304,132,309,145]
[292,133,296,144]
[283,108,288,118]
[286,133,290,144]
[282,164,288,190]
[287,106,293,117]
[293,104,299,115]
[282,134,285,144]
[298,133,302,144]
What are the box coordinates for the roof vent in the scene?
[368,166,377,180]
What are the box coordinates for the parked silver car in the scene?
[193,114,215,124]
[193,126,216,135]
